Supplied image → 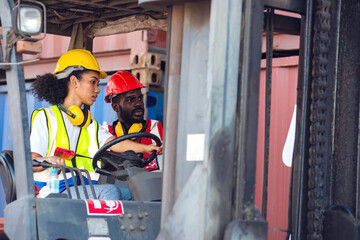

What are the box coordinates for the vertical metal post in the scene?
[84,37,93,52]
[158,2,211,239]
[232,0,264,220]
[0,0,34,199]
[291,1,313,239]
[332,0,360,216]
[357,98,360,219]
[161,4,184,226]
[204,0,244,236]
[262,7,274,220]
[1,0,37,239]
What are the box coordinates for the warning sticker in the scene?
[84,199,124,216]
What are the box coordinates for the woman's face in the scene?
[74,71,100,106]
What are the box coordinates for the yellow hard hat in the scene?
[53,49,107,79]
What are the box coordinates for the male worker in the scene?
[105,70,163,171]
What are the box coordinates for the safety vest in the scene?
[31,105,100,184]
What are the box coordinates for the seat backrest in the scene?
[0,151,16,204]
[128,170,162,201]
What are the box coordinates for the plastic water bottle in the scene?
[47,169,60,193]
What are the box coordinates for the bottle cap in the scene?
[50,168,57,174]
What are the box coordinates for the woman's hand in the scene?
[46,156,66,172]
[45,156,66,166]
[32,152,65,172]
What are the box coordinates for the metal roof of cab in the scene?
[36,0,169,37]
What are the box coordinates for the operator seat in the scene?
[0,151,16,204]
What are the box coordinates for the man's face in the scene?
[112,89,144,124]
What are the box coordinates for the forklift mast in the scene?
[144,0,360,239]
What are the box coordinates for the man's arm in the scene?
[106,137,161,153]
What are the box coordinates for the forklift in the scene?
[2,0,360,239]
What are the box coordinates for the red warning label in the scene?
[85,199,124,215]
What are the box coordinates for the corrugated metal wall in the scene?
[255,56,298,239]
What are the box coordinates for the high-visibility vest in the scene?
[31,105,99,183]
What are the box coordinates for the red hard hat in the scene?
[105,70,145,103]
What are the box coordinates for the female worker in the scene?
[30,49,160,200]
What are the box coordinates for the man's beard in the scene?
[119,105,144,124]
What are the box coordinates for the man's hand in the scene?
[145,144,160,154]
[145,143,163,155]
[157,144,163,155]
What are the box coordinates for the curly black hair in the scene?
[31,70,87,105]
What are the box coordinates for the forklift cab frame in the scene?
[4,0,354,239]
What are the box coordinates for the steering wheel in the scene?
[92,132,162,176]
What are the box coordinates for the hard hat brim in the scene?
[99,70,107,79]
